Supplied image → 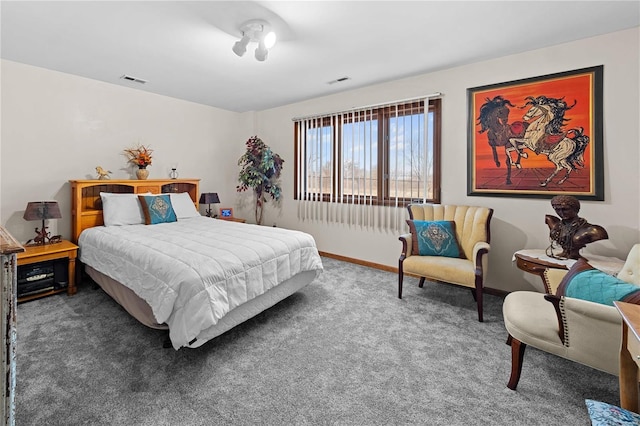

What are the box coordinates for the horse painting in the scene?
[476,95,527,185]
[506,95,590,187]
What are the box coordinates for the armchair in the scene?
[503,244,640,390]
[398,204,493,322]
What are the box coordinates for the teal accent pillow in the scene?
[138,195,177,225]
[557,259,640,306]
[585,399,640,425]
[406,220,461,258]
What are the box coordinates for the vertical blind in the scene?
[294,93,441,233]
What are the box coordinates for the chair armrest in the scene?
[399,233,413,257]
[544,294,622,348]
[472,241,490,273]
[562,296,623,375]
[472,241,490,262]
[543,294,623,374]
[543,294,567,345]
[563,297,622,324]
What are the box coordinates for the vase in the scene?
[136,166,149,180]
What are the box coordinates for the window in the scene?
[294,97,441,207]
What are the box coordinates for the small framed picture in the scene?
[220,208,233,218]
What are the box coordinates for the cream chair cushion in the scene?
[402,256,475,288]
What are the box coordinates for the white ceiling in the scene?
[2,1,639,112]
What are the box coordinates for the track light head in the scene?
[255,40,268,61]
[232,19,276,62]
[232,35,251,57]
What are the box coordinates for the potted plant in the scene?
[237,136,284,225]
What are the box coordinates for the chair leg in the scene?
[398,261,404,299]
[507,336,527,390]
[474,279,484,322]
[418,277,425,288]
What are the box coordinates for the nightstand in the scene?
[17,240,78,302]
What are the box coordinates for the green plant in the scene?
[237,136,284,225]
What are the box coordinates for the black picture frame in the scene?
[467,65,604,200]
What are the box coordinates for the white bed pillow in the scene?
[169,192,200,219]
[100,192,150,226]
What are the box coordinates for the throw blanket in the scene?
[79,217,323,348]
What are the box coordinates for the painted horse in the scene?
[507,95,589,187]
[476,95,528,185]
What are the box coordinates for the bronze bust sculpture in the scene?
[545,195,608,260]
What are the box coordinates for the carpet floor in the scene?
[16,257,618,425]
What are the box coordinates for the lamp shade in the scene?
[23,201,62,221]
[199,193,220,205]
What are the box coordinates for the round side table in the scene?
[514,249,625,292]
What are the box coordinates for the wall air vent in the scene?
[327,76,351,85]
[120,74,148,84]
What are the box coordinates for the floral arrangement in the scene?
[123,144,153,168]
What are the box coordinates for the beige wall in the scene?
[1,27,638,292]
[0,60,249,242]
[251,28,640,292]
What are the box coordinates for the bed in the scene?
[69,179,323,349]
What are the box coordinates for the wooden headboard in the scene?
[69,179,200,243]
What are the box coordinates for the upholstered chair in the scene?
[398,204,493,322]
[503,244,640,390]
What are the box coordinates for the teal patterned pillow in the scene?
[559,265,640,307]
[138,195,177,225]
[406,220,461,258]
[585,399,640,425]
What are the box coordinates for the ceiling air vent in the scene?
[327,76,351,85]
[120,74,147,84]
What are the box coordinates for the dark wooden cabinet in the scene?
[17,240,78,303]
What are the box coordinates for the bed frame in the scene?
[69,179,200,243]
[68,178,318,349]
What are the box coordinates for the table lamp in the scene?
[23,201,62,245]
[199,193,220,217]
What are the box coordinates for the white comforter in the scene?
[79,217,323,348]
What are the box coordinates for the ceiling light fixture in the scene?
[232,19,276,62]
